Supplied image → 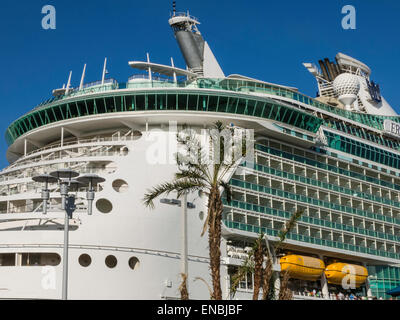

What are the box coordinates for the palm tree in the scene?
[279,270,293,300]
[179,273,189,300]
[252,235,264,300]
[229,248,255,299]
[143,121,246,300]
[261,258,273,300]
[230,210,303,300]
[229,235,267,300]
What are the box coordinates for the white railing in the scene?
[24,130,135,158]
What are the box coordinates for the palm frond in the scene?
[231,233,266,299]
[230,256,254,298]
[174,180,207,199]
[215,121,224,131]
[218,154,243,181]
[208,121,228,182]
[194,277,214,300]
[201,208,212,237]
[220,181,232,204]
[175,169,209,186]
[176,133,212,182]
[275,209,304,252]
[143,180,205,209]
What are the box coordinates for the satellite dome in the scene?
[333,73,360,96]
[333,73,360,110]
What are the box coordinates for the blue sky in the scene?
[0,0,399,168]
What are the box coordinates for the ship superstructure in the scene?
[0,7,399,300]
[303,53,396,116]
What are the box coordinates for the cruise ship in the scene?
[1,6,400,300]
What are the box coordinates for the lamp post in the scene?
[181,193,188,279]
[160,195,195,291]
[32,169,105,300]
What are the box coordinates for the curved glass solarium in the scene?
[5,90,323,146]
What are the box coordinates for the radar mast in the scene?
[168,2,224,78]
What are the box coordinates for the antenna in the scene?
[147,53,152,81]
[172,1,176,16]
[79,64,87,90]
[171,57,177,83]
[102,58,107,85]
[65,71,72,94]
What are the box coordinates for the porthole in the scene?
[112,180,129,193]
[129,257,140,270]
[96,199,113,214]
[105,255,117,268]
[79,254,92,267]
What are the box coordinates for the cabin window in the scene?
[0,253,61,266]
[21,253,61,266]
[96,199,113,214]
[79,254,92,267]
[128,257,140,270]
[112,180,129,193]
[105,255,118,269]
[0,254,15,266]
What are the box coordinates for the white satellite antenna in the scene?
[147,53,152,81]
[65,71,72,94]
[79,64,87,90]
[101,58,108,85]
[171,57,177,83]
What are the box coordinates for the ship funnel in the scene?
[169,6,224,78]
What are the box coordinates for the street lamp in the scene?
[32,174,58,214]
[32,169,105,300]
[76,174,106,215]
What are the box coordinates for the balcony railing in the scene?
[223,220,400,260]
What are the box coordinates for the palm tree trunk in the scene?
[262,259,273,300]
[208,187,223,300]
[279,271,293,300]
[179,273,189,300]
[252,239,263,300]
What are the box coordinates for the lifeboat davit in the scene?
[324,263,368,287]
[280,255,325,281]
